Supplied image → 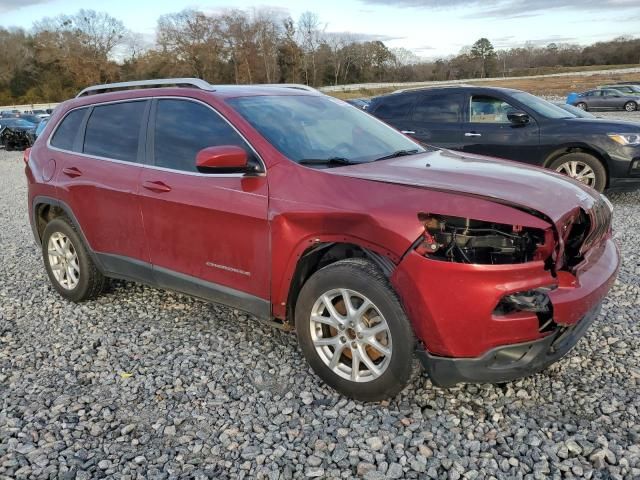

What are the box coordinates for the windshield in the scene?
[511,91,574,119]
[227,95,425,164]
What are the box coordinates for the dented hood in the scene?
[329,149,601,226]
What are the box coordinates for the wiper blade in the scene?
[298,157,357,166]
[374,149,420,161]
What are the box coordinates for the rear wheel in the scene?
[295,259,415,401]
[42,217,106,302]
[624,101,637,112]
[576,102,588,111]
[549,152,607,192]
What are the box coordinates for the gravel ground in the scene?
[0,143,639,480]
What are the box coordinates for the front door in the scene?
[461,94,541,165]
[139,98,270,315]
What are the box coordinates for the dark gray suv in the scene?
[368,86,640,192]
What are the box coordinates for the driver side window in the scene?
[470,95,515,124]
[153,99,257,172]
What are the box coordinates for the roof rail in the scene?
[392,83,475,94]
[76,78,215,98]
[259,83,320,93]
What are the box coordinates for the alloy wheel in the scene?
[309,288,392,382]
[47,232,80,290]
[555,161,596,187]
[625,102,637,112]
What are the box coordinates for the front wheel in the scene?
[624,101,637,112]
[549,152,607,192]
[576,102,588,111]
[295,259,415,401]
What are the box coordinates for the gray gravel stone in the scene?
[1,141,639,479]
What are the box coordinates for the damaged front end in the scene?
[415,212,553,265]
[0,127,34,151]
[392,196,618,359]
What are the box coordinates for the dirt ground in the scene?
[330,72,640,100]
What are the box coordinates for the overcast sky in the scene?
[1,0,638,57]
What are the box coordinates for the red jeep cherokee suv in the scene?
[26,79,620,401]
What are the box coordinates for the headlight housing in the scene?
[415,213,551,265]
[608,133,640,146]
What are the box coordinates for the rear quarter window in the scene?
[50,109,87,151]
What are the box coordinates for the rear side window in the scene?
[412,94,462,123]
[153,99,253,172]
[50,109,86,151]
[371,94,415,120]
[83,101,147,162]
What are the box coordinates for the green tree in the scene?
[470,37,495,78]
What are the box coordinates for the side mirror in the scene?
[507,110,530,125]
[196,145,248,172]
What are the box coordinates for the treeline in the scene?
[1,8,639,104]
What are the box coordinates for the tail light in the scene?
[23,147,32,165]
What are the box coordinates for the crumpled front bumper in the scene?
[418,302,601,387]
[391,237,619,358]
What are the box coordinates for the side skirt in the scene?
[96,253,271,320]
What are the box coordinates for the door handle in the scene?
[464,132,482,137]
[62,167,82,178]
[401,130,416,135]
[142,180,172,193]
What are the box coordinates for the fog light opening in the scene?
[494,288,557,333]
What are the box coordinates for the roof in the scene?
[377,85,523,99]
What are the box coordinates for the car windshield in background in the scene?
[228,95,425,165]
[511,91,574,119]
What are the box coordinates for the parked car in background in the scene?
[0,118,37,150]
[600,84,640,95]
[368,86,640,192]
[0,110,20,118]
[27,117,49,145]
[25,78,620,400]
[30,109,51,119]
[570,88,639,112]
[345,98,370,110]
[18,114,44,125]
[554,102,597,119]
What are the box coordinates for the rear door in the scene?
[407,92,464,148]
[51,100,150,270]
[139,98,270,312]
[460,93,541,164]
[369,93,417,136]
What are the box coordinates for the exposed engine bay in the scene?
[416,213,548,265]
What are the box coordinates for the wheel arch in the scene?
[283,241,396,326]
[542,144,611,187]
[31,196,104,270]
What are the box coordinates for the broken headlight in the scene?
[415,213,549,265]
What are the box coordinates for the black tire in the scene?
[295,258,415,401]
[549,152,607,193]
[576,102,588,111]
[42,217,106,302]
[624,101,637,112]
